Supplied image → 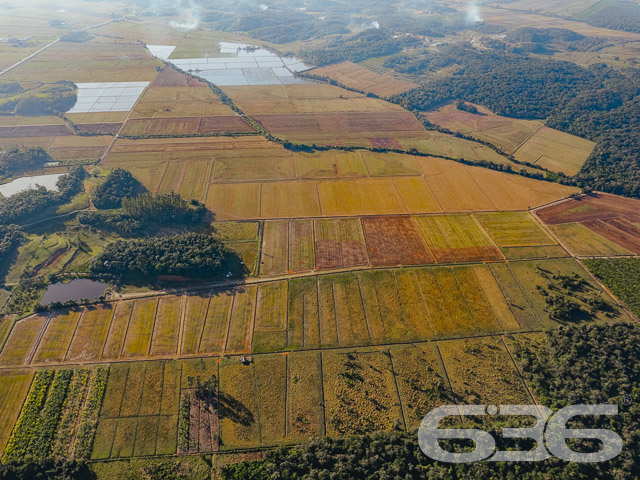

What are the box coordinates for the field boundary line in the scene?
[410,270,439,340]
[0,38,60,76]
[118,302,135,359]
[64,310,85,361]
[249,286,259,353]
[511,123,544,157]
[196,296,213,354]
[499,335,544,417]
[12,329,548,371]
[26,312,53,365]
[284,354,289,438]
[355,275,374,343]
[98,305,118,360]
[387,348,408,432]
[147,298,161,356]
[177,295,186,357]
[505,263,545,330]
[486,264,527,331]
[318,352,327,436]
[432,342,462,424]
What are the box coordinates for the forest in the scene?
[583,258,640,317]
[0,167,85,225]
[391,46,640,197]
[0,147,50,179]
[90,233,232,279]
[91,168,143,210]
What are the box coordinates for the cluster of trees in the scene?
[572,0,640,34]
[0,458,93,480]
[78,192,206,236]
[0,81,22,95]
[299,29,419,67]
[60,31,94,42]
[223,323,639,480]
[584,257,640,317]
[0,147,51,178]
[391,44,640,197]
[506,27,609,53]
[91,168,142,209]
[0,224,23,261]
[0,82,77,116]
[0,167,85,225]
[90,233,231,279]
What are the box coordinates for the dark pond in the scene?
[40,279,108,305]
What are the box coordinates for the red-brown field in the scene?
[75,123,122,135]
[120,116,254,136]
[252,112,424,135]
[0,125,74,138]
[309,61,419,97]
[314,218,368,269]
[537,193,640,255]
[361,216,435,266]
[150,66,208,87]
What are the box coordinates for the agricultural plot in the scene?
[475,211,557,247]
[389,344,452,430]
[288,219,315,273]
[361,216,434,266]
[287,277,321,350]
[120,116,254,136]
[32,310,81,364]
[95,361,180,459]
[424,103,594,174]
[507,258,629,328]
[314,218,368,269]
[253,282,288,353]
[438,337,532,405]
[150,296,183,356]
[0,371,33,454]
[322,349,404,436]
[537,193,640,256]
[199,292,234,354]
[308,61,419,97]
[413,214,503,263]
[4,367,108,461]
[287,351,325,440]
[121,298,158,358]
[66,305,115,362]
[3,42,161,83]
[130,84,235,118]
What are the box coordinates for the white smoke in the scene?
[371,20,380,29]
[170,0,200,30]
[466,1,483,23]
[259,3,269,11]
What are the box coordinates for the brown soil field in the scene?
[309,62,419,97]
[131,86,236,118]
[253,112,423,134]
[537,193,640,254]
[151,66,207,87]
[0,124,74,138]
[537,193,640,225]
[314,218,368,269]
[120,116,254,136]
[361,216,435,266]
[75,123,122,135]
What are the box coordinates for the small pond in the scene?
[0,173,64,197]
[40,279,108,305]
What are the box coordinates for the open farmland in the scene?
[0,257,625,371]
[423,102,595,175]
[536,193,640,256]
[308,61,419,97]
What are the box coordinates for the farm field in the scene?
[0,258,626,369]
[536,193,640,256]
[423,102,595,175]
[308,61,419,97]
[2,41,161,83]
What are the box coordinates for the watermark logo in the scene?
[418,404,623,463]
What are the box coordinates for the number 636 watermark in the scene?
[418,404,623,463]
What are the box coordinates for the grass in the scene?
[260,221,289,276]
[314,217,367,269]
[66,306,115,362]
[33,310,81,363]
[102,302,133,360]
[452,267,504,334]
[488,263,542,330]
[439,336,532,405]
[0,371,34,454]
[253,282,288,353]
[475,211,556,247]
[288,219,315,273]
[317,179,406,216]
[226,286,257,354]
[219,359,260,450]
[254,354,287,444]
[317,275,339,348]
[260,182,321,219]
[390,344,452,430]
[206,183,261,221]
[122,298,157,358]
[331,273,370,347]
[549,222,634,256]
[181,295,210,355]
[322,349,403,437]
[287,277,320,350]
[199,292,233,354]
[150,296,182,356]
[287,351,324,440]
